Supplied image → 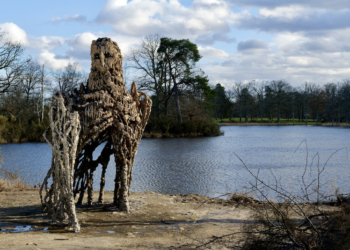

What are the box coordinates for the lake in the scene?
[1,126,349,199]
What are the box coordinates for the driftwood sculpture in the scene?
[40,38,152,232]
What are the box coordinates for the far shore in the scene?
[218,122,350,127]
[0,122,349,144]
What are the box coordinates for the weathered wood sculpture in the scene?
[40,38,152,232]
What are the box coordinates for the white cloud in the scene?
[286,56,324,67]
[271,28,350,56]
[259,6,306,19]
[103,0,128,9]
[229,0,350,10]
[96,0,232,41]
[50,14,87,23]
[28,36,65,51]
[27,30,138,71]
[199,46,230,59]
[103,33,141,56]
[2,2,350,88]
[66,32,97,60]
[0,23,66,52]
[37,50,78,70]
[232,7,350,32]
[0,22,28,45]
[96,0,167,36]
[202,45,350,89]
[197,25,350,89]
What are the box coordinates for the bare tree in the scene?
[299,82,315,125]
[54,63,85,93]
[19,61,40,104]
[127,34,164,117]
[309,84,324,125]
[253,81,266,123]
[37,64,52,122]
[324,83,337,126]
[268,80,292,124]
[290,89,297,125]
[0,30,29,94]
[232,82,244,123]
[340,79,350,123]
[241,82,254,123]
[226,90,235,122]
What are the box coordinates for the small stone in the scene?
[126,232,135,237]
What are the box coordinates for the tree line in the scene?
[1,29,348,142]
[127,34,215,123]
[127,34,350,127]
[0,32,220,141]
[212,80,350,125]
[0,30,88,142]
[127,34,220,136]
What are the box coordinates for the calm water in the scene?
[1,126,349,198]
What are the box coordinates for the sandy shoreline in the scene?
[0,188,251,249]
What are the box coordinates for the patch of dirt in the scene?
[0,189,253,249]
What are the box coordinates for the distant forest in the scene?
[0,33,349,142]
[125,34,350,127]
[212,79,350,125]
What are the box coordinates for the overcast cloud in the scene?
[0,0,349,88]
[232,7,350,33]
[195,32,236,45]
[237,39,268,52]
[229,0,350,9]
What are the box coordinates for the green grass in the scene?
[214,117,320,124]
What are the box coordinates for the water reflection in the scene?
[1,126,349,198]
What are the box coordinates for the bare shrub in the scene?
[234,141,350,250]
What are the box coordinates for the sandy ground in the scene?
[0,188,252,249]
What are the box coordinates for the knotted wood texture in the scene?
[40,38,152,232]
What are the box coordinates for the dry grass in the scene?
[0,177,29,190]
[229,192,259,205]
[0,166,29,191]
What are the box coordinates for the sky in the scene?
[1,0,350,89]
